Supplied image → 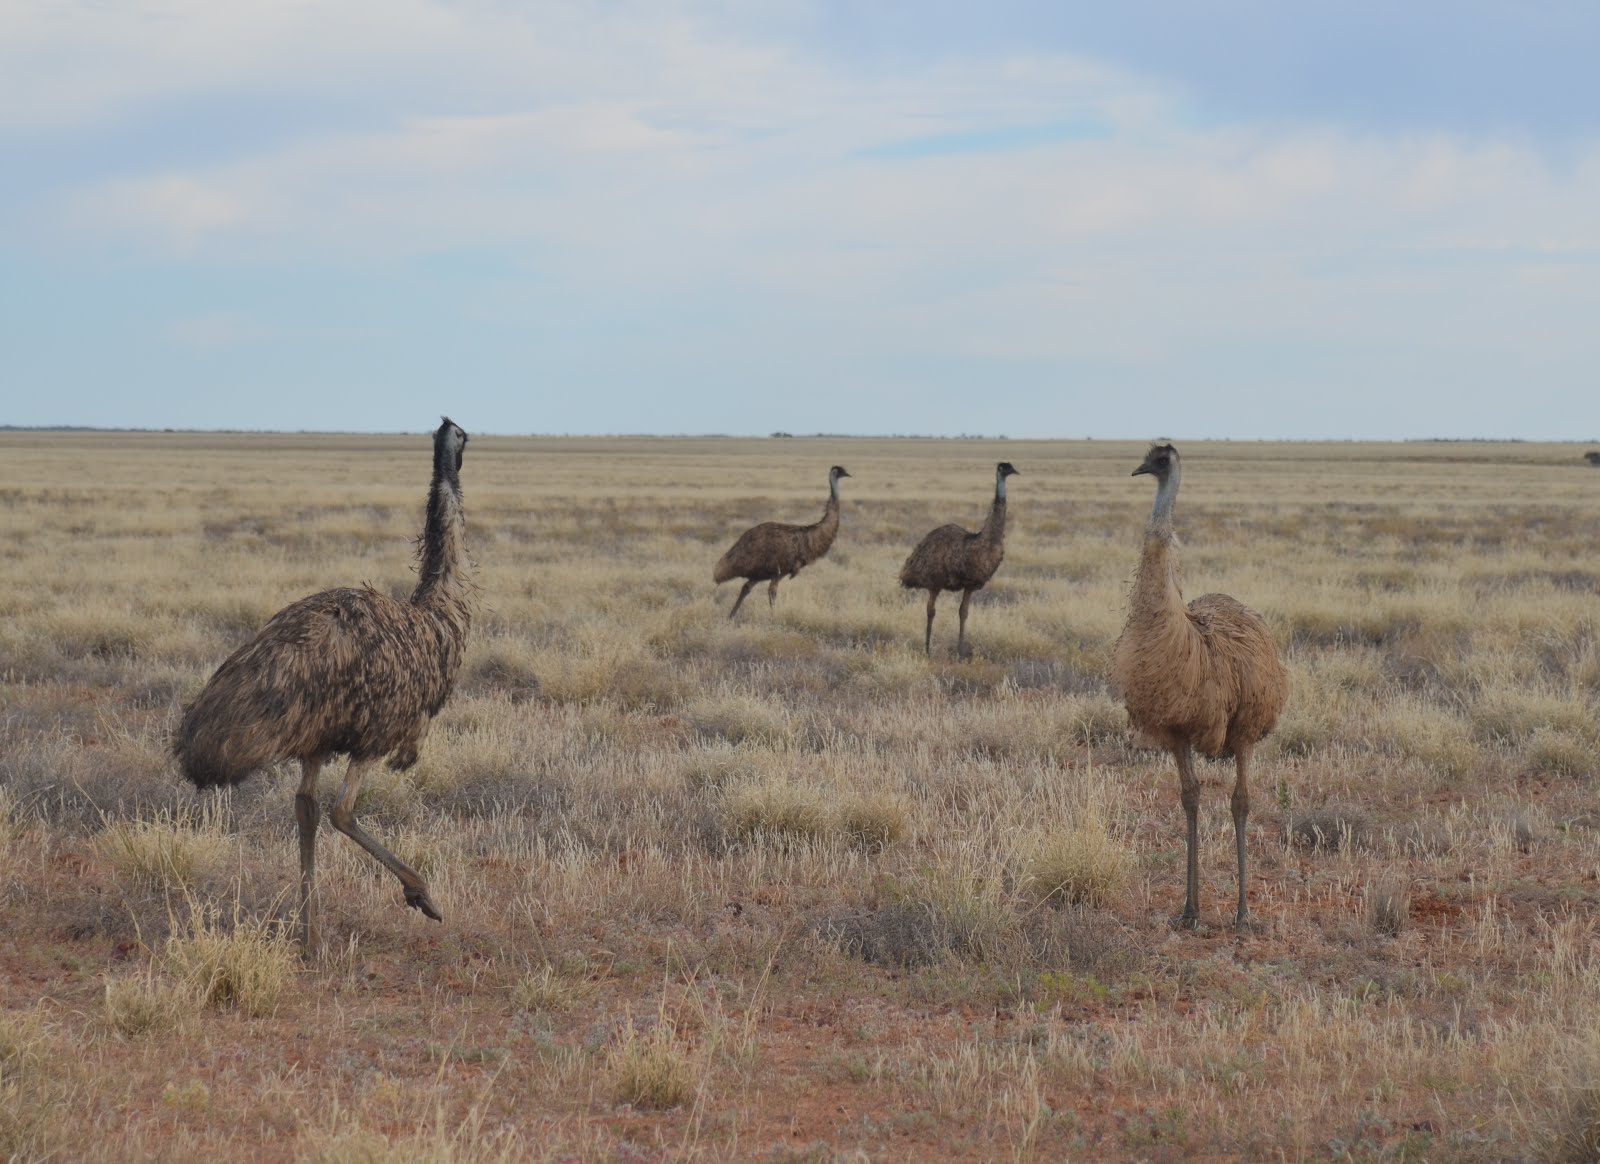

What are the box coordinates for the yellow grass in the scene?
[2,430,1599,1158]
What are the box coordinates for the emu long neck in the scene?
[1148,466,1181,539]
[979,492,1007,545]
[411,454,469,610]
[1131,473,1186,624]
[828,473,841,502]
[807,495,841,556]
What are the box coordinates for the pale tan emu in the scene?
[1110,442,1287,928]
[898,462,1018,657]
[714,465,850,619]
[174,418,473,949]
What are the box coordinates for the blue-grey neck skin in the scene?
[829,469,841,501]
[1148,463,1181,534]
[995,466,1008,502]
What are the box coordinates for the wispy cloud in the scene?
[4,2,1600,436]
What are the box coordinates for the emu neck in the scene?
[1148,466,1181,540]
[979,494,1007,545]
[828,474,840,502]
[411,463,469,612]
[814,494,841,538]
[1129,519,1186,631]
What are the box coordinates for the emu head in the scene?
[829,465,852,482]
[434,417,468,476]
[996,462,1019,479]
[1131,442,1178,481]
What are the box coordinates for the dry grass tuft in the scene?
[822,903,950,969]
[1019,813,1132,908]
[1472,688,1595,746]
[1291,806,1374,851]
[1525,1035,1600,1163]
[0,786,23,862]
[835,794,909,851]
[1529,728,1596,778]
[608,1016,698,1110]
[98,809,234,889]
[309,1114,529,1164]
[103,970,195,1039]
[509,965,595,1013]
[0,1009,49,1072]
[723,781,830,846]
[165,906,297,1017]
[1365,877,1410,938]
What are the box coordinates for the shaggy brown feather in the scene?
[1109,442,1287,928]
[173,418,473,946]
[898,462,1017,655]
[173,585,468,786]
[714,466,848,618]
[1110,538,1286,760]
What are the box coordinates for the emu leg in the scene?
[728,579,757,620]
[923,589,940,655]
[956,590,974,659]
[1232,745,1253,928]
[329,757,442,922]
[294,757,323,952]
[767,578,781,608]
[1174,742,1201,928]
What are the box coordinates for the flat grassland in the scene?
[2,431,1599,1161]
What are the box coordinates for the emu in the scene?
[714,465,850,619]
[899,462,1018,657]
[174,418,473,950]
[1109,442,1288,929]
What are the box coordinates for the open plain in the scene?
[2,430,1599,1161]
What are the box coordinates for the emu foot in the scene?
[405,886,444,922]
[1170,910,1201,931]
[1234,912,1262,934]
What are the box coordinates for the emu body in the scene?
[1109,442,1287,928]
[714,466,849,619]
[899,462,1017,656]
[174,418,472,949]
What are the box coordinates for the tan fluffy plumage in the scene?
[899,462,1018,656]
[174,418,473,947]
[714,466,849,619]
[1110,442,1287,928]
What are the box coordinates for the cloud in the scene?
[6,2,1600,436]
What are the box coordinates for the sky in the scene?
[2,0,1598,439]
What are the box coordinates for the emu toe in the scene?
[405,887,444,922]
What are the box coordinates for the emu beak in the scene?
[1131,464,1153,477]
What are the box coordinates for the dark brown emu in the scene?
[899,462,1018,657]
[174,418,473,949]
[714,465,850,619]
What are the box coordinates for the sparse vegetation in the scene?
[103,971,195,1038]
[608,1015,698,1110]
[1,432,1598,1158]
[165,906,297,1016]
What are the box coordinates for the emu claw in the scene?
[405,887,444,922]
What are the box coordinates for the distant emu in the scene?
[714,465,851,619]
[1586,450,1600,467]
[899,462,1018,657]
[1110,442,1288,929]
[174,418,473,950]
